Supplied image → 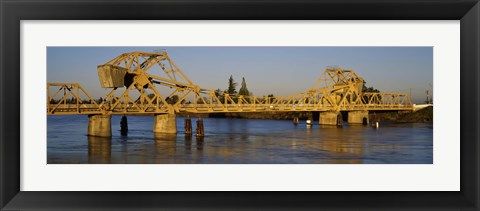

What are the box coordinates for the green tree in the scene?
[362,81,381,104]
[196,98,205,104]
[214,88,225,103]
[227,75,237,95]
[165,95,179,104]
[238,77,250,96]
[263,94,275,103]
[147,93,156,100]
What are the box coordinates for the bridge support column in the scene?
[120,115,128,136]
[185,116,192,135]
[293,116,299,125]
[196,117,204,137]
[153,114,177,134]
[319,111,342,126]
[88,114,112,137]
[348,111,369,125]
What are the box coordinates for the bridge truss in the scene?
[47,52,413,115]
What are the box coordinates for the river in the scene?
[47,115,433,164]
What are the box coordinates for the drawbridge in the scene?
[47,51,417,137]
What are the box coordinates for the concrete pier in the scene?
[319,111,342,126]
[153,114,177,134]
[348,111,369,125]
[88,114,112,137]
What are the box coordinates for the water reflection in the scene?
[318,136,364,164]
[319,125,342,129]
[48,116,433,164]
[196,136,204,151]
[184,135,192,151]
[153,133,177,163]
[88,136,111,164]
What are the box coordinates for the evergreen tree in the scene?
[361,81,381,104]
[196,98,205,104]
[238,77,250,96]
[165,95,179,104]
[227,75,237,94]
[147,93,156,100]
[214,88,225,103]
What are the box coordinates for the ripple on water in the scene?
[47,116,433,164]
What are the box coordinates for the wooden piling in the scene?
[306,113,313,126]
[293,116,299,125]
[120,115,128,136]
[185,116,192,135]
[337,113,343,127]
[306,112,313,127]
[196,117,204,137]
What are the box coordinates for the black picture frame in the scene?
[1,0,478,210]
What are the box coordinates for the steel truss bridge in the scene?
[47,51,414,116]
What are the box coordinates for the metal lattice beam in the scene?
[47,52,414,115]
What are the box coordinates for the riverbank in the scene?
[206,107,433,123]
[209,111,313,120]
[381,106,433,123]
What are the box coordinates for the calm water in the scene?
[47,115,433,164]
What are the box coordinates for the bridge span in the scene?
[48,51,416,137]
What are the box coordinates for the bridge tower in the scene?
[307,67,366,126]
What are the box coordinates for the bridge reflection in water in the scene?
[56,115,434,164]
[87,136,111,164]
[82,131,403,164]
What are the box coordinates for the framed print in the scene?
[1,0,479,210]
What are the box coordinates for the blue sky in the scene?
[47,47,432,103]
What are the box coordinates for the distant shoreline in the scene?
[204,107,433,123]
[49,107,433,123]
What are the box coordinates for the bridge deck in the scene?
[47,103,414,115]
